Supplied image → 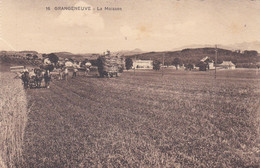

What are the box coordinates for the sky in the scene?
[1,0,260,53]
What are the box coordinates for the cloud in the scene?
[120,25,138,37]
[120,25,152,40]
[57,1,104,31]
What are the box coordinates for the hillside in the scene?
[113,48,144,56]
[1,48,260,68]
[53,52,99,60]
[126,48,260,66]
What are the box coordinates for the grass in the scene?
[19,69,260,167]
[0,72,28,167]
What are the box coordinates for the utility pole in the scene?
[162,53,165,76]
[215,45,218,79]
[134,55,136,76]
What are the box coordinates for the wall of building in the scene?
[133,60,153,69]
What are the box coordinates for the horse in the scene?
[34,68,44,88]
[21,71,30,89]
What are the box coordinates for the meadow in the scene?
[17,69,260,167]
[0,72,28,168]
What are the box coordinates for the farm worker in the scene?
[58,68,63,80]
[44,70,51,88]
[64,67,68,81]
[85,62,91,76]
[72,66,78,78]
[20,66,29,78]
[29,69,36,78]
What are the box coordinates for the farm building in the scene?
[200,56,215,70]
[219,61,236,69]
[197,56,215,71]
[132,60,153,69]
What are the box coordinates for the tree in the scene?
[68,58,75,63]
[125,58,133,70]
[172,57,182,70]
[33,55,38,60]
[42,54,48,58]
[153,60,161,70]
[186,63,194,71]
[26,54,32,60]
[47,53,59,65]
[196,61,207,71]
[43,64,55,72]
[243,50,258,57]
[216,58,223,64]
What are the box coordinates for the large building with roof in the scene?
[219,61,236,69]
[132,60,153,69]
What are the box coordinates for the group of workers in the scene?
[58,66,91,81]
[21,63,91,89]
[21,66,51,88]
[58,66,79,81]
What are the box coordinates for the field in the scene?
[3,69,259,167]
[0,72,28,168]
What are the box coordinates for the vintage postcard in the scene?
[0,0,260,167]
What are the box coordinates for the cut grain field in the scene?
[20,69,260,167]
[0,72,28,168]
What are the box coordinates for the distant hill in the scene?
[18,51,38,55]
[1,47,259,68]
[53,52,100,60]
[226,41,260,52]
[113,48,144,56]
[53,48,144,60]
[125,47,260,66]
[0,50,38,55]
[171,41,260,53]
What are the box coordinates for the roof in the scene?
[133,59,153,63]
[200,56,209,62]
[220,61,235,66]
[200,56,214,63]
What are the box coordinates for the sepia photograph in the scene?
[0,0,260,167]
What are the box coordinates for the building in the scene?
[132,60,153,69]
[197,56,215,71]
[219,61,236,69]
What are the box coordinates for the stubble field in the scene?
[18,69,260,167]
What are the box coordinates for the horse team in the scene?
[21,67,51,89]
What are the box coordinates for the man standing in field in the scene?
[58,68,63,80]
[72,66,78,78]
[84,61,92,76]
[44,70,51,88]
[29,69,36,78]
[64,67,68,81]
